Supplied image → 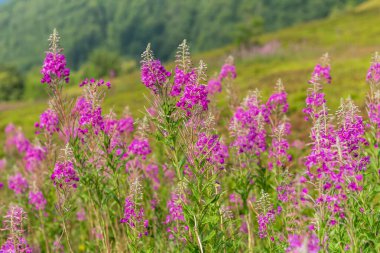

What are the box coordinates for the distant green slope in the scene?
[0,0,379,144]
[0,0,362,71]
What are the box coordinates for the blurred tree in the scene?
[23,66,47,101]
[83,49,122,78]
[235,16,264,49]
[0,65,24,101]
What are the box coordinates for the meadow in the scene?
[1,1,380,143]
[1,0,380,252]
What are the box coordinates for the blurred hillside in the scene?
[0,0,380,146]
[0,0,363,71]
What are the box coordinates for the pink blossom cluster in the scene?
[8,173,28,194]
[104,115,134,151]
[1,206,32,252]
[257,207,280,238]
[286,233,320,253]
[366,62,380,83]
[171,67,196,96]
[175,77,209,116]
[5,124,47,173]
[5,124,30,153]
[23,145,46,172]
[51,161,79,189]
[35,109,59,135]
[127,138,152,160]
[195,132,229,168]
[165,193,188,240]
[230,93,267,156]
[266,90,289,114]
[303,92,326,121]
[0,237,32,253]
[268,123,292,170]
[74,97,104,136]
[206,63,237,95]
[79,78,111,89]
[219,64,237,80]
[310,64,331,84]
[141,60,171,93]
[121,197,149,237]
[28,191,47,211]
[41,52,70,84]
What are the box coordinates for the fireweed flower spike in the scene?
[41,29,70,85]
[268,123,291,171]
[256,191,279,239]
[219,61,237,80]
[303,54,331,121]
[229,90,267,156]
[366,53,380,146]
[28,190,47,211]
[171,40,193,96]
[127,138,152,160]
[165,192,188,241]
[266,79,289,115]
[220,56,238,108]
[167,41,210,116]
[175,61,210,117]
[1,205,32,253]
[141,43,171,94]
[121,178,149,238]
[287,233,320,253]
[23,144,46,172]
[5,125,30,154]
[35,108,59,135]
[51,161,79,189]
[309,53,331,84]
[195,132,229,169]
[8,173,28,194]
[206,77,222,95]
[266,80,292,170]
[73,78,111,138]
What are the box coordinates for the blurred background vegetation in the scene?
[0,0,379,143]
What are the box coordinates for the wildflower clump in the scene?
[51,161,79,189]
[2,31,380,252]
[41,29,70,85]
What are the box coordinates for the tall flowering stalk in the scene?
[120,179,149,244]
[367,52,380,148]
[40,29,74,141]
[4,32,380,252]
[266,80,291,172]
[1,205,32,253]
[141,41,235,252]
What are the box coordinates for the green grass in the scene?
[1,0,380,144]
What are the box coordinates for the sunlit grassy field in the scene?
[1,0,380,143]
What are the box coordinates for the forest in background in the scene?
[0,0,363,71]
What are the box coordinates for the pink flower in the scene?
[35,109,59,135]
[28,191,47,210]
[141,60,171,93]
[206,78,222,95]
[51,161,79,189]
[219,64,236,80]
[8,173,28,194]
[41,52,70,84]
[128,138,151,160]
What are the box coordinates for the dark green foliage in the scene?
[82,49,122,78]
[23,66,47,101]
[235,16,264,49]
[0,65,24,101]
[0,0,364,72]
